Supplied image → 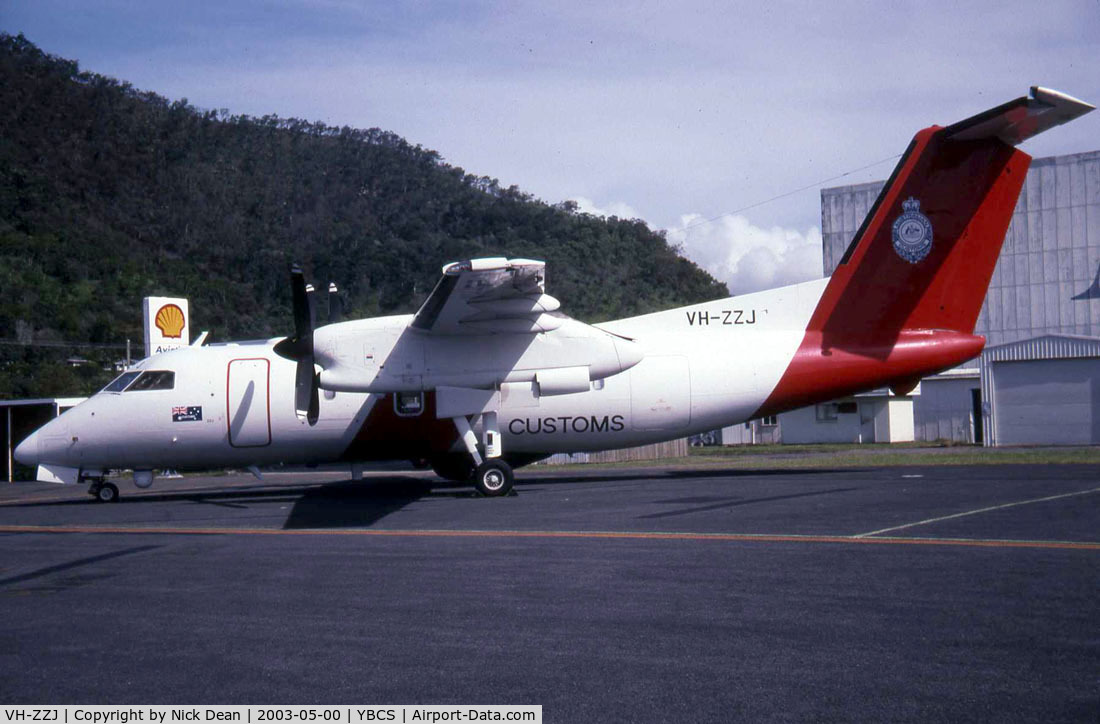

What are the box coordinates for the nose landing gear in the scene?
[87,479,120,503]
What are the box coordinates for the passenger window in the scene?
[102,371,141,393]
[127,370,176,391]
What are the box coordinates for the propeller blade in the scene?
[305,282,318,331]
[294,358,314,419]
[328,282,343,324]
[284,264,321,425]
[307,372,320,426]
[276,264,315,361]
[290,264,311,341]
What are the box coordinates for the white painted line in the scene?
[855,486,1100,538]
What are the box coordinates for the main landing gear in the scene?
[430,455,515,495]
[447,411,515,497]
[472,459,514,497]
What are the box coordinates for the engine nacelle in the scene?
[314,316,644,393]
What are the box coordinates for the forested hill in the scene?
[0,34,728,397]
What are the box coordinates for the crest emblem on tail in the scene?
[891,197,933,263]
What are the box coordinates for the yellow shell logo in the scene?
[154,304,186,338]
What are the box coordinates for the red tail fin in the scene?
[813,87,1093,348]
[814,130,1026,346]
[755,88,1093,416]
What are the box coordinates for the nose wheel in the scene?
[88,480,120,503]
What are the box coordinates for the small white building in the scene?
[719,417,781,445]
[713,388,916,446]
[914,368,983,443]
[776,388,916,444]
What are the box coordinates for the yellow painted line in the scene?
[0,524,1096,550]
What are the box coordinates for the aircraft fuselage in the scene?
[21,278,830,476]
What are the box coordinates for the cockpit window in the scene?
[127,370,176,391]
[102,371,141,393]
[101,370,175,393]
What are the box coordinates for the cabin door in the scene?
[227,358,271,447]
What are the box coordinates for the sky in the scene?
[3,0,1099,294]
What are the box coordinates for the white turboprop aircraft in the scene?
[15,87,1094,501]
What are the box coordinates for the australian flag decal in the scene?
[172,405,203,422]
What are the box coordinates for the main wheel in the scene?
[431,455,476,482]
[96,482,119,503]
[472,459,514,497]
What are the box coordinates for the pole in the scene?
[7,407,12,484]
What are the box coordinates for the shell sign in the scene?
[143,296,190,357]
[155,304,186,338]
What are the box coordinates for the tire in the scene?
[431,455,475,482]
[473,460,514,497]
[96,482,120,503]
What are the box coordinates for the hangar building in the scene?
[812,149,1100,445]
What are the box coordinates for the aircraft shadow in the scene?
[2,466,870,530]
[280,467,864,529]
[637,486,861,519]
[0,483,336,509]
[282,478,475,529]
[0,477,452,511]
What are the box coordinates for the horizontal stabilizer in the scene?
[945,87,1094,145]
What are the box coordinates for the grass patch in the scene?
[538,443,1100,471]
[684,443,1100,468]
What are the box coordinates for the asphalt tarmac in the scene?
[0,463,1097,722]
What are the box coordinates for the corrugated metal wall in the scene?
[914,377,978,443]
[979,334,1100,446]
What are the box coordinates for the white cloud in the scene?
[667,214,823,296]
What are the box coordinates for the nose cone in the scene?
[14,416,74,467]
[13,430,39,466]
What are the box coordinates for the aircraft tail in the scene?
[756,87,1094,415]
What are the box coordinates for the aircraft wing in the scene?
[411,257,565,334]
